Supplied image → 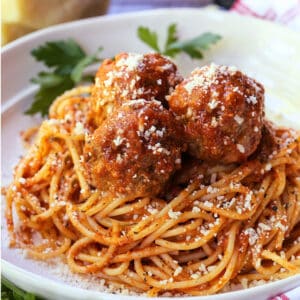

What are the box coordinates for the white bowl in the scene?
[2,7,300,300]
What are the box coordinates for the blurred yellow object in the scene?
[1,23,33,45]
[1,0,110,45]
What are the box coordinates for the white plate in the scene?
[2,7,300,300]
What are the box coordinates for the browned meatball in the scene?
[251,120,280,162]
[168,64,265,164]
[84,99,183,197]
[91,52,182,123]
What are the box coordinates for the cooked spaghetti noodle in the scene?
[4,84,300,295]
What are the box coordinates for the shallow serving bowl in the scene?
[2,7,300,300]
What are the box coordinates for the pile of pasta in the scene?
[4,86,300,296]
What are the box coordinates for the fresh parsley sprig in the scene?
[137,23,221,59]
[1,277,42,300]
[26,39,103,116]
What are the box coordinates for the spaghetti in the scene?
[4,84,300,296]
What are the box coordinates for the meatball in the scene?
[84,99,183,197]
[251,120,280,162]
[91,52,182,124]
[168,64,265,164]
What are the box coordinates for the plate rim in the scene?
[3,259,300,300]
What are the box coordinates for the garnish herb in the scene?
[1,276,42,300]
[26,39,102,116]
[137,23,221,59]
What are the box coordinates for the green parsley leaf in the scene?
[137,24,222,60]
[167,32,222,58]
[31,39,86,72]
[27,40,103,116]
[163,23,181,57]
[1,277,41,300]
[165,23,178,49]
[26,76,74,116]
[137,26,160,52]
[71,47,103,83]
[31,72,66,88]
[180,46,204,59]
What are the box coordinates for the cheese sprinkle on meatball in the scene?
[92,52,182,124]
[168,63,265,164]
[84,99,183,198]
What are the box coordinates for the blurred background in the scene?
[1,0,299,45]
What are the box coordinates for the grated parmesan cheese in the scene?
[168,209,181,219]
[208,99,219,110]
[234,115,244,125]
[237,144,245,153]
[18,177,26,184]
[74,122,84,135]
[174,266,183,276]
[192,206,201,213]
[247,95,257,105]
[116,53,143,71]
